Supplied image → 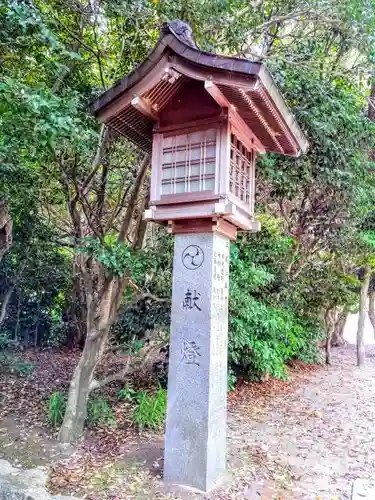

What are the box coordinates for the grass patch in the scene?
[87,397,116,428]
[117,384,139,402]
[132,387,166,430]
[47,391,66,428]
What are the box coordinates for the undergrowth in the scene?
[0,352,34,376]
[48,391,66,427]
[87,397,116,428]
[131,386,166,430]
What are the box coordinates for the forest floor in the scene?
[0,345,374,499]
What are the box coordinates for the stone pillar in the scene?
[164,231,230,492]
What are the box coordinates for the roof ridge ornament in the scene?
[167,20,198,49]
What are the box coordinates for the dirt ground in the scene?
[226,345,375,499]
[1,345,374,499]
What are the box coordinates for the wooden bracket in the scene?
[167,217,237,241]
[130,96,159,121]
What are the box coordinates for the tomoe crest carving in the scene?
[182,245,204,270]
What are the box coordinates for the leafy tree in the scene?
[1,0,375,443]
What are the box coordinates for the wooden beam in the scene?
[204,81,266,154]
[167,218,238,241]
[170,56,258,93]
[96,55,170,123]
[131,96,158,120]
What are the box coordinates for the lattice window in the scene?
[230,133,255,207]
[160,128,216,196]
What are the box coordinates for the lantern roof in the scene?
[90,20,308,157]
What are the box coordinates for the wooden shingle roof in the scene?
[90,20,308,156]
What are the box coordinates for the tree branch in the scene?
[89,354,132,391]
[132,182,150,250]
[120,292,170,313]
[117,154,150,244]
[72,125,110,206]
[255,9,312,32]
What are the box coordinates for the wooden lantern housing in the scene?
[91,21,308,239]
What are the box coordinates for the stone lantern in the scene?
[91,20,308,492]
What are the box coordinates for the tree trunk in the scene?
[58,327,109,442]
[357,267,371,367]
[0,287,13,327]
[324,309,337,364]
[14,292,21,343]
[331,310,348,346]
[368,289,375,338]
[65,256,87,349]
[59,151,150,443]
[0,202,12,262]
[325,329,332,364]
[58,280,115,442]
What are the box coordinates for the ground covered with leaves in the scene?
[0,346,374,499]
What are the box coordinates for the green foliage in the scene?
[117,384,139,402]
[262,64,375,218]
[227,369,237,392]
[112,229,172,345]
[48,392,116,429]
[131,387,166,430]
[12,358,34,376]
[0,333,12,349]
[1,0,375,384]
[0,234,72,346]
[86,397,116,428]
[229,294,313,379]
[0,351,34,376]
[229,218,322,380]
[78,236,158,281]
[47,391,66,428]
[361,231,375,248]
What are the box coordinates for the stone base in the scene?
[163,470,232,498]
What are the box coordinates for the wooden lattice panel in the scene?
[230,133,255,210]
[160,128,217,196]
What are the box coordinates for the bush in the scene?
[117,384,139,402]
[48,391,66,428]
[12,358,34,376]
[229,238,320,380]
[227,369,237,392]
[87,397,116,428]
[132,387,166,430]
[0,333,12,349]
[0,352,34,376]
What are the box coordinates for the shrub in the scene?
[48,391,66,428]
[0,333,12,350]
[0,352,34,376]
[117,384,139,402]
[229,239,320,380]
[12,359,34,376]
[132,387,166,430]
[87,397,116,428]
[227,369,237,392]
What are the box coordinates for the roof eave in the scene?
[90,21,308,157]
[90,23,264,118]
[257,65,308,155]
